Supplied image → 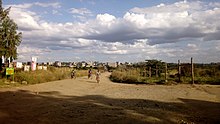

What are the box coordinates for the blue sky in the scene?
[2,0,220,63]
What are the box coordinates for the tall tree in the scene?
[0,0,22,69]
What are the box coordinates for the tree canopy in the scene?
[0,0,22,60]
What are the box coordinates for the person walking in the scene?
[71,69,76,79]
[88,68,92,79]
[96,69,101,83]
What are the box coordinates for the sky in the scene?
[2,0,220,63]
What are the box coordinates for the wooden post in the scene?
[156,65,158,78]
[149,66,151,78]
[178,60,181,83]
[191,57,194,84]
[144,68,147,77]
[0,58,2,71]
[165,63,167,83]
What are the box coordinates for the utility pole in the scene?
[178,60,181,83]
[165,63,167,83]
[149,66,151,78]
[191,57,194,84]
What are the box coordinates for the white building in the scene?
[14,62,23,68]
[54,61,61,67]
[107,62,118,68]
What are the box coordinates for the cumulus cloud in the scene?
[70,8,92,16]
[8,7,41,31]
[6,2,61,9]
[6,2,62,30]
[34,2,61,8]
[52,10,62,15]
[5,1,220,62]
[69,8,93,21]
[11,1,220,45]
[187,43,197,49]
[80,1,220,44]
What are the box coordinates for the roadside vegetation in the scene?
[0,67,88,87]
[110,60,220,85]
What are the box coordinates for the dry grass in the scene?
[110,69,145,83]
[2,67,88,85]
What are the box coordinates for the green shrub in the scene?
[195,76,220,85]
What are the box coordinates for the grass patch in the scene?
[110,69,146,84]
[110,68,220,85]
[195,76,220,85]
[0,67,88,87]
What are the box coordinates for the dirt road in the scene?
[0,72,220,124]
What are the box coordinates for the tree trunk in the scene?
[0,0,2,11]
[0,58,2,71]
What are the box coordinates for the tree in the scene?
[145,59,165,77]
[0,0,22,69]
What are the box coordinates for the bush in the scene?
[110,69,145,84]
[195,77,220,85]
[110,62,220,85]
[1,67,88,85]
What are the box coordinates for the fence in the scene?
[112,58,220,84]
[122,57,220,84]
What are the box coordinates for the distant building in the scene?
[81,61,87,67]
[24,65,30,71]
[124,62,132,65]
[68,62,74,68]
[107,62,118,68]
[96,62,104,68]
[13,62,23,69]
[87,61,94,67]
[37,66,43,70]
[47,62,54,66]
[76,62,82,68]
[54,61,61,67]
[42,62,47,66]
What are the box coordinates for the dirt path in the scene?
[0,72,220,124]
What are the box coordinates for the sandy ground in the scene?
[0,72,219,124]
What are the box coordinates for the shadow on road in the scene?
[0,90,219,124]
